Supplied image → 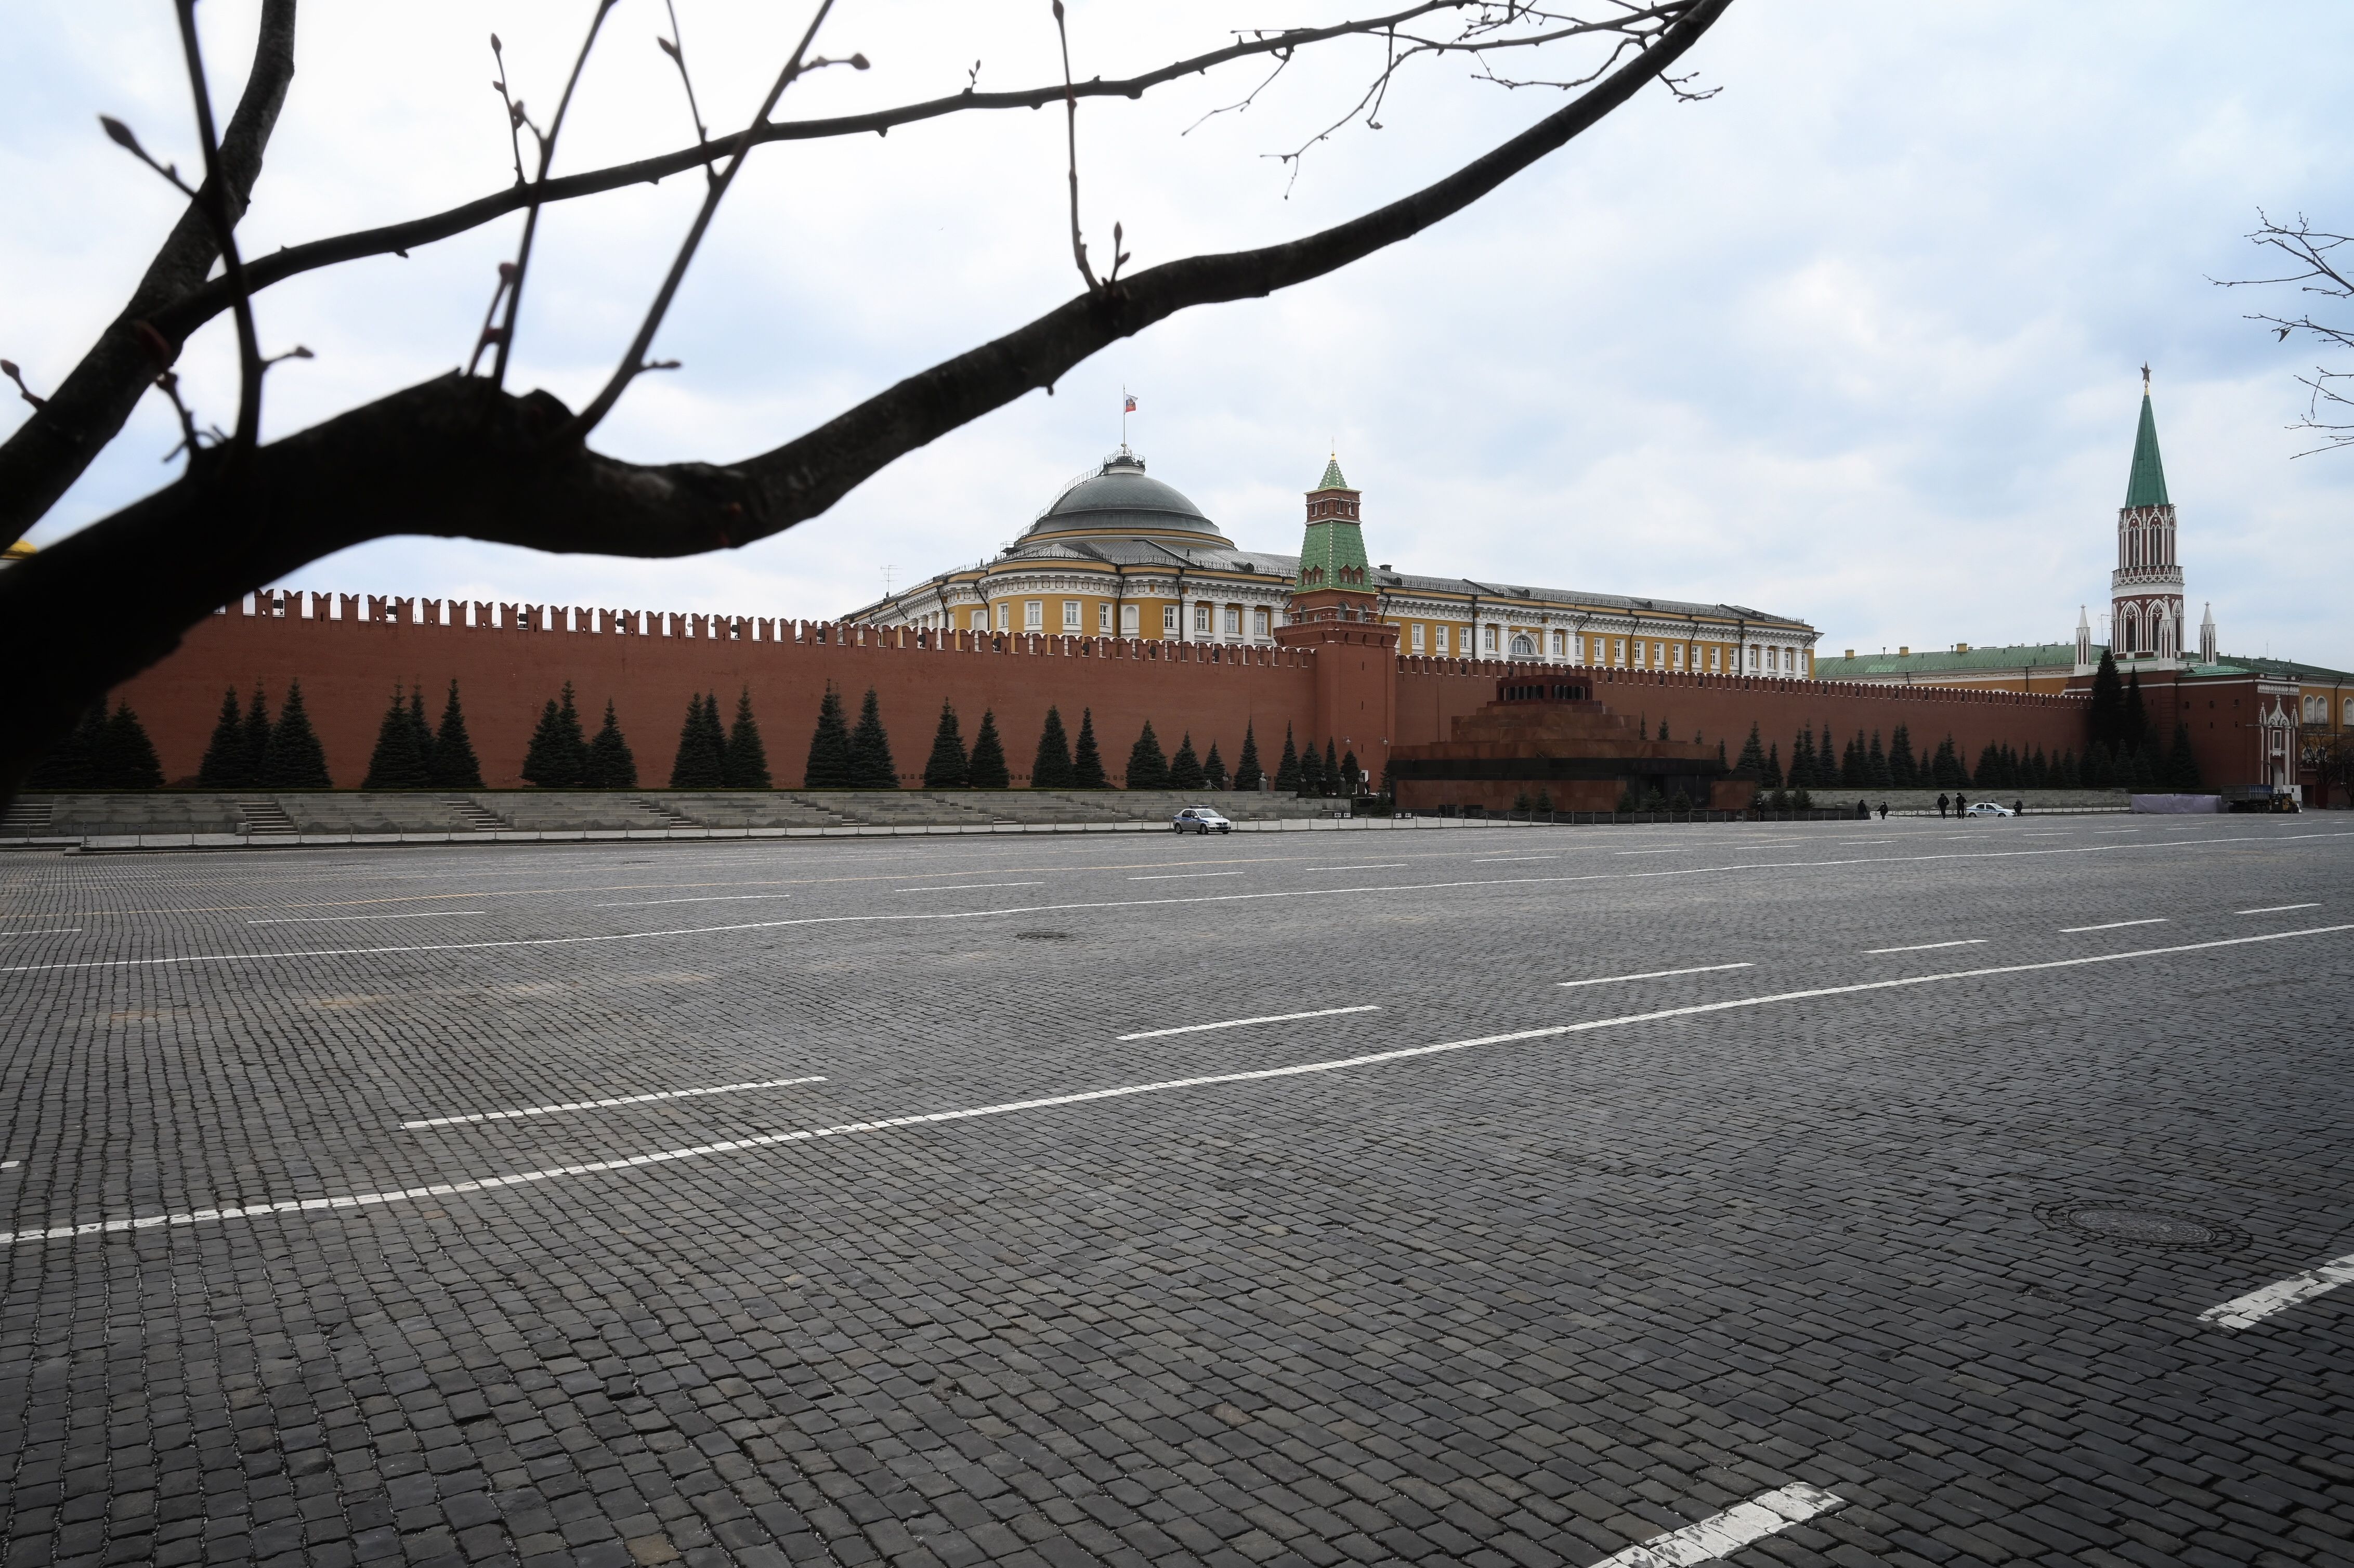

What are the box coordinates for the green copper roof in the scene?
[1296,514,1370,588]
[2124,392,2169,508]
[1315,456,1349,491]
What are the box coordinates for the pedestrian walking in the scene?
[1956,791,1969,816]
[2013,798,2025,817]
[1877,801,1888,819]
[1936,793,1948,818]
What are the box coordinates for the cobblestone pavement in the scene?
[2,814,2349,1568]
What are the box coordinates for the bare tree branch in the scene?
[175,0,265,464]
[489,1,619,391]
[0,0,294,538]
[2217,210,2354,455]
[0,0,1731,796]
[563,1,849,440]
[657,1,715,182]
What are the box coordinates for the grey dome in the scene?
[1022,451,1232,544]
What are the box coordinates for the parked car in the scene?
[1963,801,2015,817]
[1173,806,1233,834]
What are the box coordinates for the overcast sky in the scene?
[8,3,2352,668]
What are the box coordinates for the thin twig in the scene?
[151,369,204,463]
[173,0,263,461]
[1,361,44,411]
[658,0,715,185]
[490,1,620,391]
[563,1,852,442]
[1053,1,1101,293]
[489,34,529,187]
[97,115,199,197]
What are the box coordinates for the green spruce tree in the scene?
[847,688,896,788]
[98,705,165,789]
[1030,705,1075,789]
[198,688,248,788]
[1324,740,1343,796]
[523,697,566,787]
[585,700,637,789]
[261,681,331,787]
[669,692,725,789]
[1272,724,1300,793]
[1735,722,1767,778]
[1234,722,1263,791]
[803,685,852,788]
[2168,722,2202,789]
[1762,741,1783,789]
[27,706,105,789]
[1339,748,1360,796]
[1203,742,1228,791]
[1866,730,1891,788]
[2087,649,2124,750]
[2122,670,2149,755]
[1126,720,1170,790]
[922,701,969,789]
[1889,724,1918,787]
[363,685,430,789]
[241,683,273,784]
[409,686,435,779]
[430,680,483,788]
[1168,732,1205,791]
[722,688,771,789]
[1070,708,1109,789]
[966,709,1011,789]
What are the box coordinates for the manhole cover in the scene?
[2036,1204,2245,1252]
[1014,930,1073,942]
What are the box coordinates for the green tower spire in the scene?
[1317,455,1349,491]
[2124,370,2169,508]
[1296,455,1369,591]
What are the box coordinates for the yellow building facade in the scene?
[847,450,1819,677]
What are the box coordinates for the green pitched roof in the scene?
[2124,392,2169,508]
[1315,456,1349,491]
[1297,514,1370,586]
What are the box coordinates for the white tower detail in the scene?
[2074,605,2093,672]
[2112,366,2185,664]
[2199,601,2216,665]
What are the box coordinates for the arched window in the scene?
[1510,632,1536,656]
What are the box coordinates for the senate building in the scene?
[845,451,1821,678]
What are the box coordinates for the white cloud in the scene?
[7,2,2352,668]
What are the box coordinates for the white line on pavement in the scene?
[895,882,1046,893]
[1,929,82,938]
[594,894,795,906]
[249,911,486,924]
[2061,918,2169,933]
[1473,855,1560,862]
[1129,872,1243,880]
[1558,964,1753,988]
[2198,1251,2354,1331]
[12,836,2351,975]
[400,1076,828,1129]
[0,1161,17,1171]
[1303,864,1407,872]
[7,925,2349,1248]
[1864,939,1986,954]
[1117,1005,1382,1041]
[2238,903,2320,914]
[1590,1484,1845,1567]
[1616,848,1688,855]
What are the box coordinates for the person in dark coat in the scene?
[1936,793,1949,818]
[1877,801,1889,819]
[1956,791,1969,816]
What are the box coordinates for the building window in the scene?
[1062,600,1081,631]
[1194,604,1213,633]
[1223,606,1241,636]
[1483,624,1498,653]
[1253,608,1270,637]
[1097,603,1112,634]
[1708,645,1720,672]
[995,604,1011,632]
[1610,638,1624,665]
[1632,641,1646,669]
[1671,644,1684,670]
[1510,632,1535,657]
[1435,625,1449,655]
[1410,623,1426,652]
[1024,600,1043,631]
[969,609,987,631]
[1120,604,1139,636]
[1551,630,1566,657]
[1162,605,1180,635]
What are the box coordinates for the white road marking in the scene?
[249,911,486,924]
[1129,871,1244,880]
[1,929,82,938]
[2061,918,2169,933]
[1864,939,1986,954]
[0,1160,18,1171]
[7,925,2349,1249]
[1118,1004,1382,1041]
[1302,864,1407,872]
[2198,1250,2354,1331]
[1590,1484,1845,1567]
[594,893,795,906]
[1558,963,1754,988]
[1616,848,1689,855]
[895,881,1046,893]
[1473,855,1560,863]
[13,838,2352,976]
[2238,903,2320,914]
[401,1076,827,1129]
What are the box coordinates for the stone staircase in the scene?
[446,798,506,832]
[237,798,298,835]
[1,799,54,835]
[633,797,701,829]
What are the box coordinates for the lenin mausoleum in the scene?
[36,382,2349,808]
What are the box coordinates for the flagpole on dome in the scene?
[1121,388,1137,452]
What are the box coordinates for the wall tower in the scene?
[2111,368,2186,663]
[1275,455,1397,782]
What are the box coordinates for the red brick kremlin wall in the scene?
[111,591,2089,788]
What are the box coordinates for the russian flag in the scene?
[1123,394,1137,413]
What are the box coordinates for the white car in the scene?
[1172,806,1233,834]
[1961,801,2015,817]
